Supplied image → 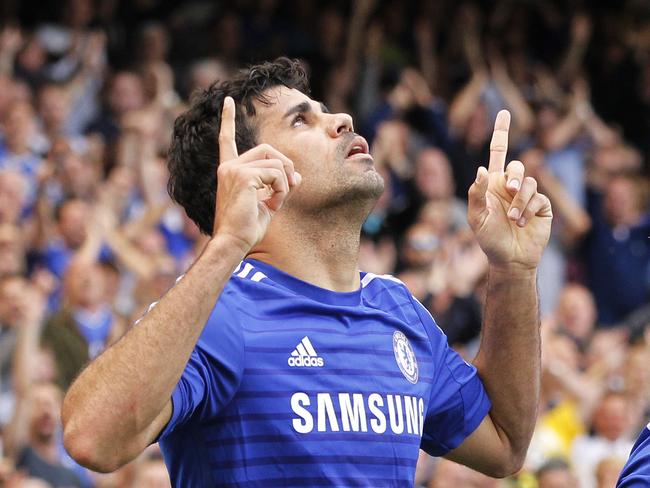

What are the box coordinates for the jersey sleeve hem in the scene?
[155,383,185,441]
[440,380,492,455]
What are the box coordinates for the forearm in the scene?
[494,76,535,135]
[585,113,618,147]
[449,75,485,134]
[473,266,540,459]
[11,322,40,398]
[558,41,588,83]
[5,325,40,458]
[122,203,168,241]
[104,230,155,280]
[62,235,246,467]
[536,169,591,243]
[541,113,582,150]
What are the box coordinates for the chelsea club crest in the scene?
[393,331,418,384]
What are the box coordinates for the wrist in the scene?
[206,232,251,262]
[488,262,538,280]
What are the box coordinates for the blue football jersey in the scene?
[157,259,491,487]
[617,424,650,487]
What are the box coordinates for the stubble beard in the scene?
[290,135,385,223]
[308,157,385,225]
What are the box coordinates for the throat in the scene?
[248,213,363,292]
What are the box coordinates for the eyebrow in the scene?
[283,101,330,118]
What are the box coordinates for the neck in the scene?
[611,210,642,228]
[248,207,364,292]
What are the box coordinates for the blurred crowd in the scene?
[0,0,649,486]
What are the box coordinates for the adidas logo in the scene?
[288,336,324,367]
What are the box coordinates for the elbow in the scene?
[485,451,526,479]
[63,419,123,473]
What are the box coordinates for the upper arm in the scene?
[156,300,245,440]
[407,295,492,456]
[407,294,519,476]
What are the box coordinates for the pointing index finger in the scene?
[218,96,238,163]
[488,109,511,173]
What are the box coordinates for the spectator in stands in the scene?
[584,173,650,325]
[555,283,597,350]
[0,170,29,225]
[130,457,171,488]
[9,383,83,488]
[38,199,90,281]
[0,101,42,203]
[571,391,636,487]
[42,260,124,390]
[536,458,578,488]
[427,459,498,488]
[85,71,145,144]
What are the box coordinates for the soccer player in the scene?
[61,58,552,486]
[617,423,650,486]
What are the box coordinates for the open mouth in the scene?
[345,136,371,159]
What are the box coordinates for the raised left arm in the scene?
[445,110,552,477]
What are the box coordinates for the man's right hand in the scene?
[213,96,301,253]
[62,98,301,474]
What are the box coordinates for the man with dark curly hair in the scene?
[62,58,552,486]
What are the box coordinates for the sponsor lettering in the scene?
[291,392,424,436]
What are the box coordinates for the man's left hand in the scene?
[468,110,552,270]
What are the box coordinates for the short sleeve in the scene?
[158,295,244,440]
[409,295,491,456]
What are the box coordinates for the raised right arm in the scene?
[62,97,299,472]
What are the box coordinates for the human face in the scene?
[593,395,629,441]
[415,148,453,200]
[59,200,89,249]
[253,87,384,213]
[109,73,144,116]
[604,177,641,226]
[557,285,596,341]
[65,262,105,308]
[0,277,27,327]
[0,170,27,224]
[39,86,68,131]
[3,102,34,152]
[538,468,577,488]
[29,384,62,444]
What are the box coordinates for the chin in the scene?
[296,170,385,214]
[335,171,385,207]
[355,167,385,194]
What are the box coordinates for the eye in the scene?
[291,114,306,127]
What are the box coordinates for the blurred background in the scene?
[0,0,649,486]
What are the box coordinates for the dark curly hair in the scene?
[167,57,310,235]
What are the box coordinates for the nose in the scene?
[326,112,353,138]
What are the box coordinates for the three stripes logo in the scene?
[288,336,324,367]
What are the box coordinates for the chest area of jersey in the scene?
[236,316,432,438]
